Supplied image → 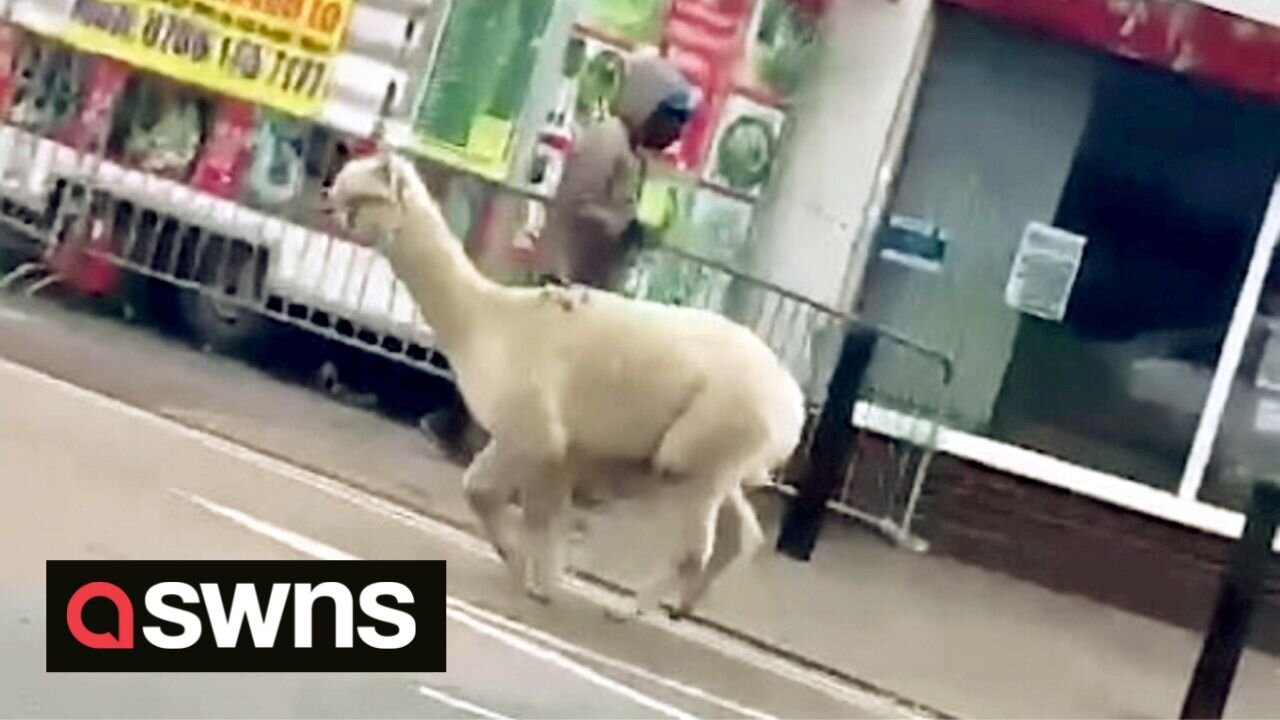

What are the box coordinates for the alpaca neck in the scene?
[382,184,494,350]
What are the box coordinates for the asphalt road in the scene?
[0,296,885,719]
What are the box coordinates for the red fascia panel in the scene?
[942,0,1280,102]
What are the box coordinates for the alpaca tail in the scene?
[743,438,797,489]
[744,443,799,489]
[743,468,774,489]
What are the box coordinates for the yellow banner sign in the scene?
[58,0,353,116]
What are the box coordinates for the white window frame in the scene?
[1179,179,1280,499]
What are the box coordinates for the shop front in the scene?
[852,0,1280,643]
[0,0,849,392]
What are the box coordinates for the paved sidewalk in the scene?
[572,491,1280,719]
[2,295,1279,719]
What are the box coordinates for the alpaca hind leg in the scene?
[520,465,572,604]
[633,489,723,617]
[674,485,763,617]
[463,442,522,574]
[633,382,759,616]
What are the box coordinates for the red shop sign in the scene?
[191,99,257,200]
[660,0,756,172]
[943,0,1280,102]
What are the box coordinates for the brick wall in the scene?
[857,435,1280,654]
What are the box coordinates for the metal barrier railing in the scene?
[0,122,450,376]
[0,25,452,374]
[470,174,953,403]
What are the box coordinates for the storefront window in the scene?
[858,9,1280,493]
[989,56,1280,492]
[858,10,1100,435]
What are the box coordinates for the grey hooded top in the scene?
[541,55,692,290]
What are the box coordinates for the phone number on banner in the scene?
[60,0,348,117]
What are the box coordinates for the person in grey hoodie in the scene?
[540,53,696,290]
[422,53,696,461]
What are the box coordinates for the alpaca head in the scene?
[328,152,423,242]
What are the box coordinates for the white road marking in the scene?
[1,356,920,719]
[448,601,776,720]
[0,306,31,323]
[180,491,355,561]
[447,603,697,720]
[175,490,698,720]
[415,684,513,720]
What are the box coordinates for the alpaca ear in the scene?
[378,153,407,205]
[375,153,395,191]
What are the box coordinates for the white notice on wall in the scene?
[1005,222,1088,322]
[1255,397,1280,435]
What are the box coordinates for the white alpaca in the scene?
[328,152,806,616]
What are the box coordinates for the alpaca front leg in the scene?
[463,443,522,575]
[520,469,572,604]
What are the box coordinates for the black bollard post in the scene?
[776,326,879,561]
[1180,480,1280,720]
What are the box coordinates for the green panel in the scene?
[580,0,667,44]
[413,0,555,176]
